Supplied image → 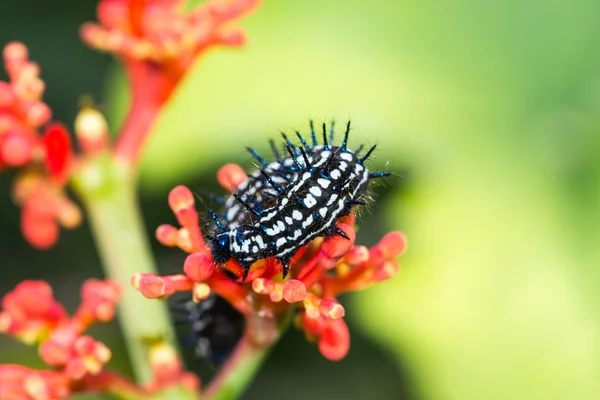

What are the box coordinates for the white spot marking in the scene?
[302,215,314,228]
[318,178,331,188]
[309,186,322,197]
[277,220,286,231]
[305,194,317,208]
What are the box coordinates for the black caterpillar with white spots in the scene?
[205,121,389,281]
[183,293,244,366]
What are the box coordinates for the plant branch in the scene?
[113,61,176,165]
[71,153,178,384]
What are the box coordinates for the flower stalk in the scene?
[71,153,178,384]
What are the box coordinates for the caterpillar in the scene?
[205,121,389,281]
[182,294,245,366]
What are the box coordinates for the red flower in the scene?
[0,279,202,398]
[12,171,81,249]
[0,280,121,399]
[80,0,261,164]
[0,42,81,249]
[134,164,407,361]
[81,0,260,76]
[0,43,51,169]
[0,365,69,400]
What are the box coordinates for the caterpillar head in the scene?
[208,232,231,264]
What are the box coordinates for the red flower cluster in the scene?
[79,0,261,164]
[81,0,260,76]
[0,43,81,249]
[133,164,407,361]
[1,0,259,248]
[0,280,199,399]
[0,280,119,399]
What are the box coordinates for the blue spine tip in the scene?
[309,120,317,147]
[358,144,376,164]
[341,120,351,152]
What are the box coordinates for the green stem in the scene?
[203,336,270,400]
[72,153,177,383]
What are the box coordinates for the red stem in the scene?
[114,60,176,164]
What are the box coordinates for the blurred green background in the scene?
[1,0,600,399]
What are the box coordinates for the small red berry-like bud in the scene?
[344,245,369,266]
[21,205,59,250]
[168,185,195,213]
[156,224,178,246]
[3,42,28,78]
[56,200,82,229]
[0,131,33,166]
[318,318,350,361]
[252,278,275,295]
[25,102,51,128]
[176,207,200,228]
[184,252,214,282]
[133,273,194,299]
[282,279,306,303]
[136,275,171,298]
[319,299,345,320]
[300,312,327,336]
[42,123,72,185]
[371,259,400,282]
[73,335,95,357]
[65,359,87,380]
[80,279,121,323]
[269,284,284,303]
[40,336,72,366]
[71,336,111,376]
[217,163,247,191]
[168,185,199,227]
[94,342,111,365]
[369,231,407,266]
